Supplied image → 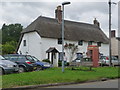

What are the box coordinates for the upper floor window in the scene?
[23,40,26,46]
[58,38,62,44]
[78,40,83,46]
[97,42,101,47]
[88,41,93,45]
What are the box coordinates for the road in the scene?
[46,79,119,88]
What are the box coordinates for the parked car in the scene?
[99,56,120,66]
[3,54,38,73]
[31,56,52,70]
[0,55,19,75]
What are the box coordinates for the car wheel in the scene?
[36,66,43,71]
[0,68,4,75]
[19,66,25,73]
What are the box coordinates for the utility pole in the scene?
[108,0,112,66]
[108,0,117,66]
[61,2,70,73]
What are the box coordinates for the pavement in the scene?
[2,78,119,90]
[47,78,119,88]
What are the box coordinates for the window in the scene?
[97,42,101,47]
[78,40,83,46]
[88,41,93,45]
[23,40,26,46]
[58,38,62,44]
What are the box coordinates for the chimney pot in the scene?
[93,18,100,27]
[55,5,62,23]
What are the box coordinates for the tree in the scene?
[2,23,23,44]
[1,23,23,54]
[0,44,2,55]
[64,43,78,63]
[2,41,17,55]
[0,29,2,44]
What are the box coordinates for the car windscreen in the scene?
[26,56,35,62]
[18,56,27,61]
[112,57,118,60]
[10,56,18,61]
[100,56,107,59]
[0,55,6,60]
[31,56,39,62]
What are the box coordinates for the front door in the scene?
[51,52,56,64]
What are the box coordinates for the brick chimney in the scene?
[93,18,100,27]
[111,30,116,37]
[55,5,62,23]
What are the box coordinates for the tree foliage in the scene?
[2,41,17,55]
[1,23,23,55]
[0,29,2,44]
[0,44,2,55]
[64,43,78,62]
[2,23,23,44]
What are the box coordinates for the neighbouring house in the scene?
[17,8,109,67]
[111,30,120,59]
[118,38,120,60]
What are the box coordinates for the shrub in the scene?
[58,60,69,67]
[58,61,62,67]
[42,59,51,63]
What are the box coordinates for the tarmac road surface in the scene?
[5,79,119,90]
[46,79,119,88]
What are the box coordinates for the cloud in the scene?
[0,1,118,37]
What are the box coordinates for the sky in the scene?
[0,0,119,37]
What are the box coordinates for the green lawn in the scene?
[1,67,120,88]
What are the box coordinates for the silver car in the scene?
[99,56,120,66]
[0,55,19,75]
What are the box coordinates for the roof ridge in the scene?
[38,16,99,28]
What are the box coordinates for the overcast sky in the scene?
[0,0,119,37]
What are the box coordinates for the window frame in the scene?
[78,40,83,46]
[58,38,62,44]
[88,41,93,45]
[97,42,101,47]
[23,40,26,46]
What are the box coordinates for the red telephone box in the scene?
[87,45,99,67]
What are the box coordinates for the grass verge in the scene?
[2,67,120,88]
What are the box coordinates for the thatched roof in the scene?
[22,16,109,44]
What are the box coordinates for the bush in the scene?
[2,43,15,55]
[42,59,51,63]
[66,62,69,66]
[58,61,69,67]
[58,61,62,67]
[2,41,17,55]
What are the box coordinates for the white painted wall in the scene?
[111,37,118,56]
[18,31,109,63]
[17,32,42,60]
[40,37,109,62]
[118,40,120,59]
[99,43,109,56]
